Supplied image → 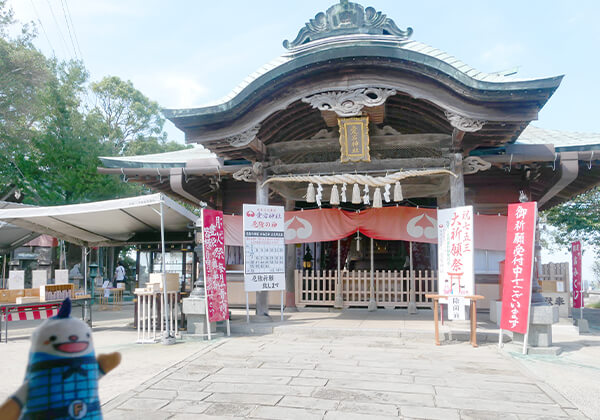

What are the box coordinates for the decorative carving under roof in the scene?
[233,167,255,182]
[302,88,397,117]
[225,125,261,148]
[311,128,337,139]
[371,125,402,136]
[444,111,486,132]
[462,156,492,175]
[283,0,413,50]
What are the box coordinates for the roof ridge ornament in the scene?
[283,0,413,50]
[302,87,397,117]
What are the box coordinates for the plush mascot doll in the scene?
[0,298,121,419]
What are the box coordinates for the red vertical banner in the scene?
[203,209,229,322]
[500,202,537,334]
[572,241,582,309]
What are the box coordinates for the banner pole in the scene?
[246,292,250,323]
[498,328,503,349]
[581,291,584,320]
[281,290,284,321]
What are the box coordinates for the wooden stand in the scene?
[425,294,484,347]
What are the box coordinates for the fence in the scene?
[295,269,437,309]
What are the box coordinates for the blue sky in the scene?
[8,0,599,283]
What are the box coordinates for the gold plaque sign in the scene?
[338,116,370,163]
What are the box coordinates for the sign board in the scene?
[32,270,48,288]
[8,270,24,289]
[437,206,474,300]
[55,269,69,285]
[500,202,537,334]
[448,296,466,320]
[243,204,285,292]
[202,209,229,322]
[338,116,370,163]
[572,240,582,309]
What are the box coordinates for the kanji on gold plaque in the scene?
[338,116,370,163]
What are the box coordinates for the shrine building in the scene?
[99,1,600,316]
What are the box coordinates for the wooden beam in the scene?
[267,158,450,175]
[267,134,451,157]
[268,176,450,201]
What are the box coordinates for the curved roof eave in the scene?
[163,36,563,127]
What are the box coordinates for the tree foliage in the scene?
[541,186,600,253]
[0,1,187,205]
[90,76,166,154]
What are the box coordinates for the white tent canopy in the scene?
[0,194,199,247]
[0,202,39,253]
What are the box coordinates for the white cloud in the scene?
[132,72,210,109]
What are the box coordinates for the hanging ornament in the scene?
[373,187,382,208]
[394,181,403,202]
[306,183,315,203]
[316,183,323,207]
[352,184,361,204]
[330,185,340,205]
[340,183,347,202]
[363,184,370,205]
[383,184,391,202]
[355,230,361,251]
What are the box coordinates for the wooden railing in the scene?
[295,269,437,309]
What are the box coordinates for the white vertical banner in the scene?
[437,206,474,305]
[243,204,285,292]
[448,296,466,320]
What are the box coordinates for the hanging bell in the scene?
[330,185,340,205]
[306,183,316,203]
[373,187,382,208]
[351,184,361,204]
[363,184,370,205]
[394,181,403,202]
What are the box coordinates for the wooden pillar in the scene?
[368,237,377,311]
[334,239,343,308]
[285,199,297,311]
[450,153,465,207]
[255,169,270,319]
[408,241,417,314]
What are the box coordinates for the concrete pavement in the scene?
[103,308,597,419]
[1,305,598,419]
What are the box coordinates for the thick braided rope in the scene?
[262,169,456,188]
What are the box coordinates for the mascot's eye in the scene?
[49,335,57,342]
[86,333,90,338]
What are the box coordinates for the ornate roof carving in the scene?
[283,0,413,50]
[225,125,261,147]
[302,88,396,117]
[444,111,486,132]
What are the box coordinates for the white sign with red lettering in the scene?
[243,204,285,292]
[437,206,474,300]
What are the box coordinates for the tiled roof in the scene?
[517,126,600,149]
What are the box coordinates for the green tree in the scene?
[90,76,166,154]
[0,0,52,194]
[17,61,137,204]
[541,187,600,252]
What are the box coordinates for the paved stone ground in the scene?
[103,329,588,419]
